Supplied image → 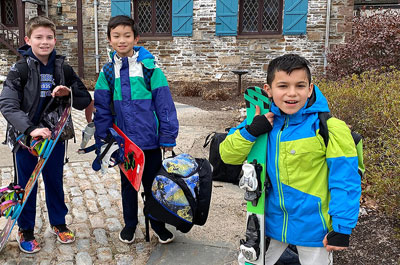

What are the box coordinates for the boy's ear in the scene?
[308,83,314,98]
[24,36,31,46]
[263,84,272,98]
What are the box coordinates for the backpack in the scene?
[203,131,242,184]
[318,112,365,177]
[142,153,212,239]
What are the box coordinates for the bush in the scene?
[178,82,203,97]
[317,69,400,221]
[202,88,230,101]
[326,11,400,80]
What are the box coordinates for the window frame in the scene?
[1,0,18,28]
[238,0,283,36]
[133,0,172,38]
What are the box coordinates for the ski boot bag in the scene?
[143,153,213,233]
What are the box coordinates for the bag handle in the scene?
[203,132,216,148]
[162,149,176,160]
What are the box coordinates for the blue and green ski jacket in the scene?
[94,47,179,150]
[220,85,361,247]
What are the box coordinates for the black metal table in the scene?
[231,70,249,95]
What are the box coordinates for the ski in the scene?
[239,86,271,265]
[0,103,71,252]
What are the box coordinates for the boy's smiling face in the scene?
[108,25,138,58]
[264,69,313,115]
[25,26,56,63]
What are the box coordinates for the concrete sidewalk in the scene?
[0,86,245,264]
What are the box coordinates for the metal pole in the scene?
[323,0,332,73]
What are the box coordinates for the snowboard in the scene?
[0,103,71,252]
[240,86,271,264]
[112,124,145,192]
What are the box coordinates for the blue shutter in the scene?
[172,0,193,36]
[111,0,131,17]
[216,0,238,36]
[283,0,308,35]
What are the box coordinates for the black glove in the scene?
[245,115,272,137]
[326,231,350,247]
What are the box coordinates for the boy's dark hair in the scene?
[107,15,139,39]
[25,16,56,38]
[267,54,312,86]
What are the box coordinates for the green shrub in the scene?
[326,11,400,80]
[317,69,400,221]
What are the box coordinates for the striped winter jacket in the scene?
[94,47,179,150]
[220,85,361,247]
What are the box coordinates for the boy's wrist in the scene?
[25,126,38,136]
[246,115,272,137]
[327,231,350,247]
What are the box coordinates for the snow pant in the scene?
[15,141,68,230]
[238,238,333,265]
[120,148,165,232]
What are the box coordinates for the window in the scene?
[239,0,283,35]
[1,0,17,27]
[134,0,172,37]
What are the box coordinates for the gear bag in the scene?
[203,130,242,184]
[142,153,212,238]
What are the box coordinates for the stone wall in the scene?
[1,0,353,84]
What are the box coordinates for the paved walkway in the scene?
[0,87,244,264]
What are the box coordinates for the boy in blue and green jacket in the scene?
[94,15,179,244]
[220,54,361,264]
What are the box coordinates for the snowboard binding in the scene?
[240,213,261,261]
[239,160,263,206]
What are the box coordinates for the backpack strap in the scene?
[14,59,29,88]
[318,112,332,147]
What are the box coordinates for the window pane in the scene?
[5,0,16,25]
[262,0,279,32]
[242,0,259,33]
[137,0,152,34]
[156,0,170,33]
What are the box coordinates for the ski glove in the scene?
[246,115,273,137]
[326,231,350,247]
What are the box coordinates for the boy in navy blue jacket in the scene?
[94,15,179,244]
[0,16,92,253]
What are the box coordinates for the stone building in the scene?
[0,0,358,83]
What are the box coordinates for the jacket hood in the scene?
[18,44,57,65]
[270,85,330,120]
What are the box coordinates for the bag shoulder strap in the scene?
[15,59,29,88]
[318,112,332,147]
[62,63,74,84]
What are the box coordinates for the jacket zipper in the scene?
[318,201,328,233]
[276,116,289,243]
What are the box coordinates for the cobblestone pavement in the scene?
[0,88,242,264]
[0,105,154,265]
